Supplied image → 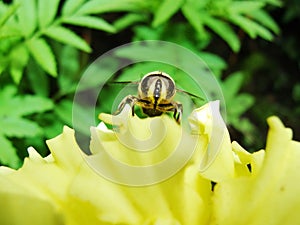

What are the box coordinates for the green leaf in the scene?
[204,16,240,52]
[0,85,55,168]
[43,26,91,53]
[0,57,9,75]
[181,6,209,40]
[42,114,65,139]
[0,117,42,137]
[9,44,29,83]
[222,72,244,100]
[62,16,116,33]
[113,13,147,31]
[0,85,16,100]
[0,85,53,136]
[152,0,184,27]
[230,117,256,145]
[248,9,280,34]
[228,14,273,40]
[228,93,255,116]
[0,25,22,39]
[76,0,145,15]
[197,52,227,78]
[26,59,50,97]
[54,100,73,126]
[184,0,210,10]
[37,0,60,28]
[26,37,57,76]
[0,3,19,27]
[0,87,53,117]
[292,83,300,102]
[257,0,282,7]
[0,135,21,169]
[228,1,265,14]
[11,96,53,116]
[57,45,80,95]
[15,0,37,37]
[62,0,87,16]
[133,25,163,40]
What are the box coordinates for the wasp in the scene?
[115,71,200,124]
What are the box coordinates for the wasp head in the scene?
[138,71,176,107]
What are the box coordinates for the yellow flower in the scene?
[211,116,300,225]
[0,101,299,225]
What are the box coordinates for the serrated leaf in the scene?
[62,16,116,33]
[9,44,29,84]
[76,0,145,15]
[0,135,21,169]
[26,37,57,76]
[248,9,280,34]
[0,86,53,117]
[12,95,54,116]
[0,117,42,137]
[15,0,37,37]
[152,0,184,27]
[44,26,91,53]
[204,16,240,52]
[37,0,60,28]
[0,85,53,142]
[229,14,273,40]
[62,0,87,16]
[228,1,265,14]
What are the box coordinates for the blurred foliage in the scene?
[0,85,53,167]
[0,0,298,168]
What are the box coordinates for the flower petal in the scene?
[0,126,85,224]
[67,156,212,224]
[189,101,235,182]
[212,116,300,225]
[0,107,213,224]
[231,141,265,177]
[0,185,63,225]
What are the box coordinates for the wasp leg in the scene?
[158,102,183,124]
[114,95,139,116]
[173,102,183,124]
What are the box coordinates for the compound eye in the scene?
[165,79,175,99]
[139,78,150,97]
